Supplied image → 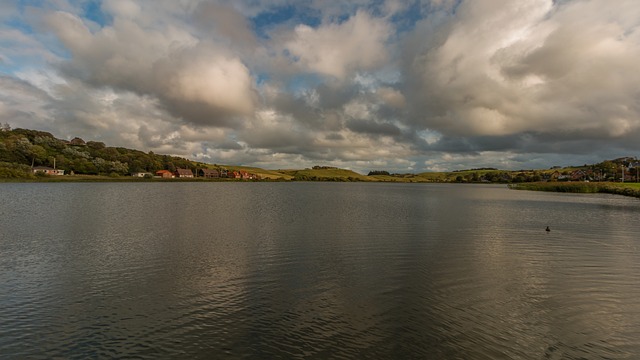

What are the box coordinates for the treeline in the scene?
[452,171,543,183]
[367,170,390,176]
[452,167,498,172]
[0,128,205,177]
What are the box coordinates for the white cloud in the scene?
[283,11,392,79]
[376,87,405,109]
[101,0,141,19]
[43,7,256,127]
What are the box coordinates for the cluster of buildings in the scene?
[32,166,65,176]
[545,166,640,182]
[132,168,261,180]
[31,165,261,180]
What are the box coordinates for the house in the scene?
[239,170,252,180]
[199,169,220,178]
[228,171,241,179]
[570,170,587,181]
[32,166,64,175]
[132,172,152,177]
[239,171,260,180]
[219,168,228,178]
[156,170,174,178]
[175,168,194,178]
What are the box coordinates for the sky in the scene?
[1,0,640,173]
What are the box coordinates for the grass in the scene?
[223,165,294,180]
[609,182,640,189]
[509,182,640,198]
[277,168,371,181]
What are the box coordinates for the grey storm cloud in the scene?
[346,119,402,137]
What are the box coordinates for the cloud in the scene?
[152,47,256,126]
[404,0,640,142]
[281,10,392,79]
[346,119,402,137]
[376,87,406,109]
[0,75,54,130]
[101,0,141,19]
[42,7,256,128]
[193,2,257,49]
[3,0,640,173]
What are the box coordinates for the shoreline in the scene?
[509,182,640,199]
[4,176,640,200]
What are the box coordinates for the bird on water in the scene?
[546,226,550,232]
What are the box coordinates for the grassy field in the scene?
[510,182,640,198]
[223,165,294,180]
[276,168,371,181]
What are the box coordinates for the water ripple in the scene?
[1,183,640,358]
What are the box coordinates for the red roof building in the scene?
[156,170,174,178]
[175,168,194,178]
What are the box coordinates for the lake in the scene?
[1,182,640,359]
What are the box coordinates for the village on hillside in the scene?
[542,164,640,183]
[146,168,261,180]
[31,166,262,180]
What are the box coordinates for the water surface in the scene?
[1,182,639,358]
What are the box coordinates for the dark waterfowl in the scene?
[546,226,550,232]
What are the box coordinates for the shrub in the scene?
[0,162,35,178]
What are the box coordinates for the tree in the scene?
[70,137,86,146]
[86,141,106,150]
[12,137,37,164]
[1,123,10,132]
[29,145,48,165]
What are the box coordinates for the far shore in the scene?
[0,175,276,183]
[509,182,640,199]
[4,175,640,199]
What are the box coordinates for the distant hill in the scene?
[0,127,220,178]
[278,167,371,181]
[1,126,636,182]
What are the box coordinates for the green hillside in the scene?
[278,166,371,181]
[225,165,294,180]
[0,127,219,179]
[2,127,638,186]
